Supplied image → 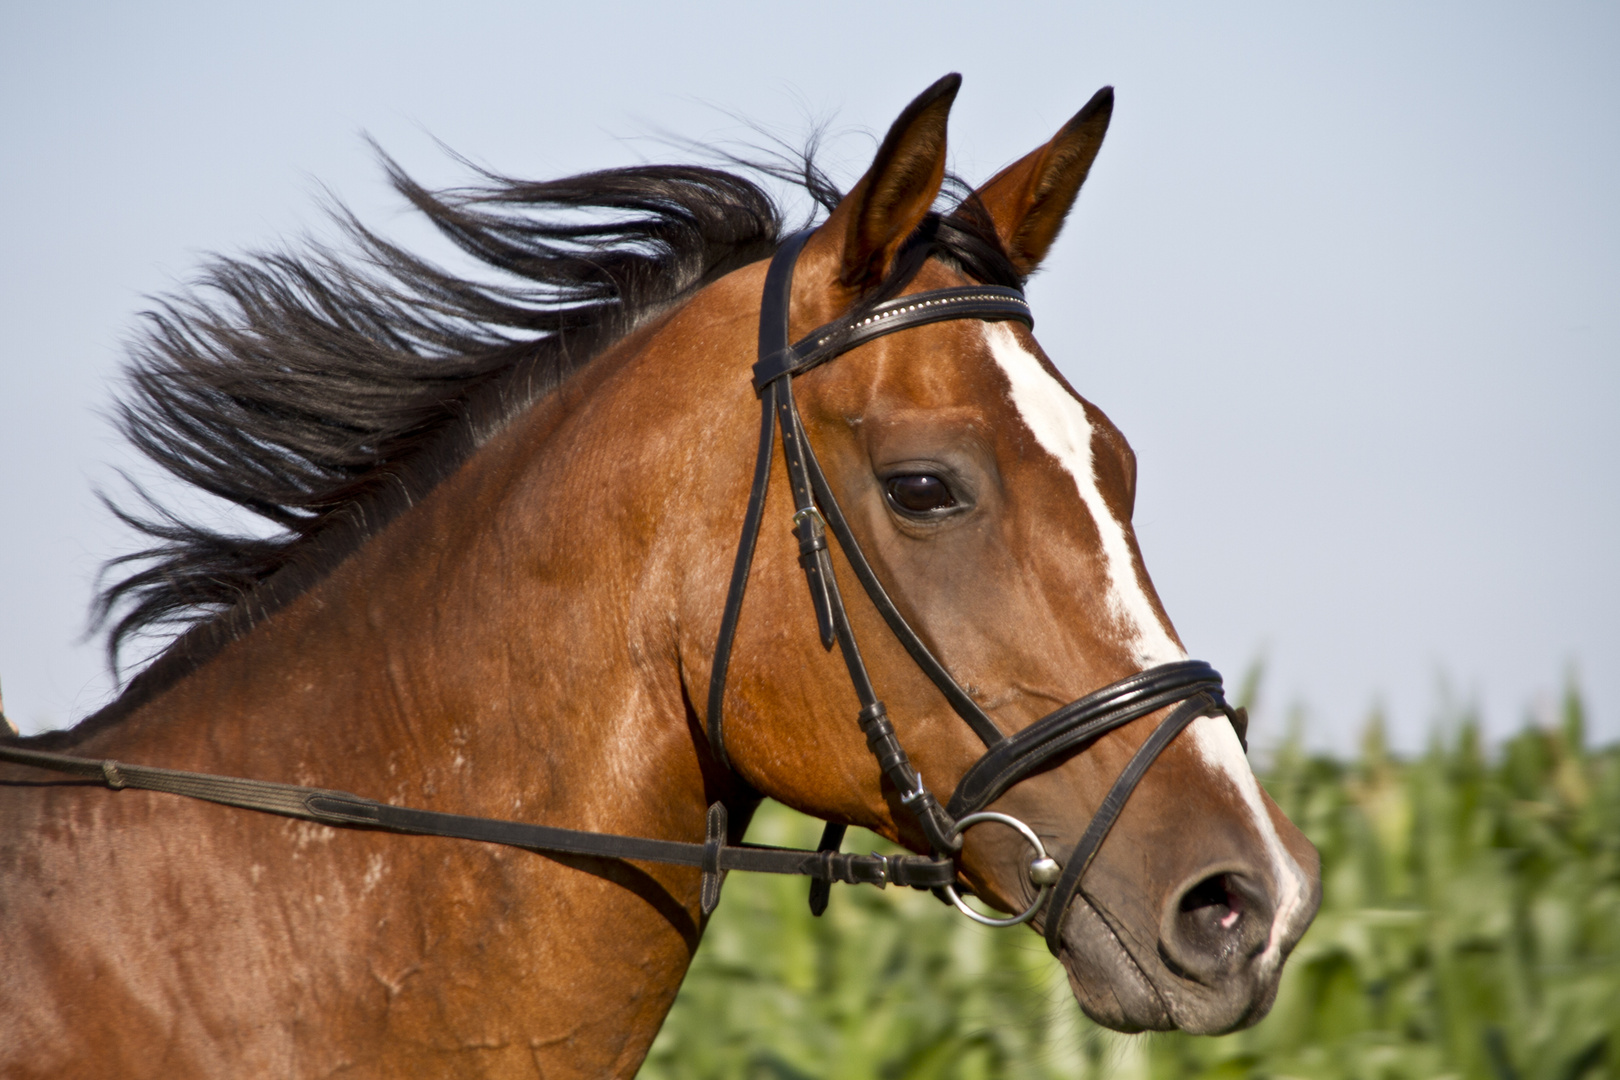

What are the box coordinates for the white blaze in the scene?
[1188,716,1311,970]
[981,322,1181,667]
[983,322,1308,965]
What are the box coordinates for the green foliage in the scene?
[643,682,1620,1079]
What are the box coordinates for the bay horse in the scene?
[0,75,1320,1077]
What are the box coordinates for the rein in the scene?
[0,231,1244,955]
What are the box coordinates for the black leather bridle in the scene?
[0,229,1243,956]
[706,230,1246,949]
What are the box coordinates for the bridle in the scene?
[705,229,1246,949]
[0,228,1244,957]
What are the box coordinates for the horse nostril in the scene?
[1180,874,1243,940]
[1163,871,1273,981]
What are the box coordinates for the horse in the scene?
[0,74,1320,1077]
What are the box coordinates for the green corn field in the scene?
[642,679,1620,1080]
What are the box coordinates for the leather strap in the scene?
[1042,692,1222,955]
[798,433,1005,748]
[753,286,1031,389]
[0,744,958,890]
[700,801,728,914]
[945,661,1228,819]
[704,230,816,768]
[806,821,848,916]
[778,392,959,857]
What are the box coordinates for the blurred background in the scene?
[645,697,1620,1079]
[3,3,1617,1073]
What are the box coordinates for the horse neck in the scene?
[81,319,725,847]
[0,303,791,1076]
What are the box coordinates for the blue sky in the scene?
[2,2,1616,753]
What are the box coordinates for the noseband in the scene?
[0,230,1245,958]
[706,230,1246,951]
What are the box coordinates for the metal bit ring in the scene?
[940,811,1057,928]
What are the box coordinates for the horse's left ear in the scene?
[968,86,1114,276]
[802,73,961,298]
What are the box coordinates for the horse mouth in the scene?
[1054,897,1174,1032]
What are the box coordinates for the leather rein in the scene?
[0,230,1243,956]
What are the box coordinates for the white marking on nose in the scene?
[981,322,1182,667]
[1187,715,1309,971]
[983,323,1306,963]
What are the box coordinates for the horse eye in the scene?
[885,474,957,514]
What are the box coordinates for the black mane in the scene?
[80,151,1021,733]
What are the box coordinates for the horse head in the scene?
[694,74,1321,1034]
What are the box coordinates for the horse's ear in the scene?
[807,73,960,295]
[968,86,1114,276]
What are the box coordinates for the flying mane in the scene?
[70,150,1021,741]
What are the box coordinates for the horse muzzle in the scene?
[1048,797,1323,1034]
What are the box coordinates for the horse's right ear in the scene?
[802,74,961,300]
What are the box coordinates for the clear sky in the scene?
[2,2,1616,754]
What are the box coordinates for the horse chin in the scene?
[1055,899,1173,1032]
[1054,899,1284,1036]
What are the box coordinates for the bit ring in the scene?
[940,811,1056,928]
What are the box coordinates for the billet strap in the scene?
[806,821,848,916]
[1042,692,1224,956]
[0,744,955,891]
[778,389,839,650]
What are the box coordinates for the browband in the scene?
[752,286,1031,390]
